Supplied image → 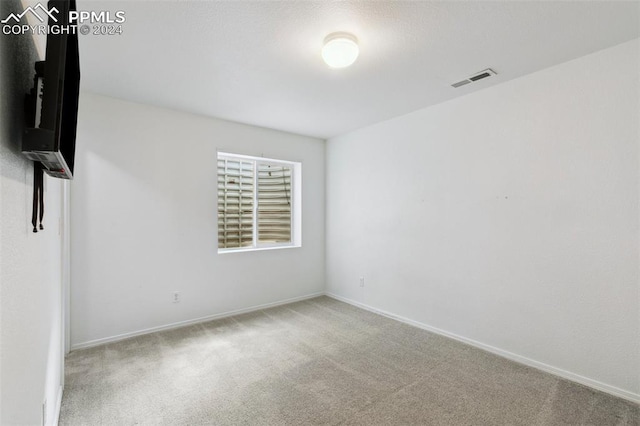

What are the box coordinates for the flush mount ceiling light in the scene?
[322,32,359,69]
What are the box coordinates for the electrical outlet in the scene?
[359,276,365,287]
[172,292,180,303]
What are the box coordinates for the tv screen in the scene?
[22,0,79,180]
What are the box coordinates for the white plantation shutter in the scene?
[217,153,297,251]
[257,164,291,243]
[217,158,254,249]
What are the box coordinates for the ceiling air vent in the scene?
[451,68,497,88]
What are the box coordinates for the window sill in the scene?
[217,244,301,255]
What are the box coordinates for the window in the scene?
[217,152,301,252]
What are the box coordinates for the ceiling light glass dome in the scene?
[322,33,359,68]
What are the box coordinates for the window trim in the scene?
[217,152,301,254]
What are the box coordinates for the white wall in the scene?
[1,0,65,421]
[326,39,639,400]
[71,93,325,347]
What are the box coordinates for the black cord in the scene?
[31,162,44,232]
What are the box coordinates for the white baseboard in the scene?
[326,292,640,405]
[71,292,324,351]
[52,385,62,426]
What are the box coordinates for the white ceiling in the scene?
[77,1,639,139]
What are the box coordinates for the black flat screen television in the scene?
[22,0,79,179]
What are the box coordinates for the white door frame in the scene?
[61,180,71,356]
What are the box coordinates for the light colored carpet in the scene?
[60,296,639,425]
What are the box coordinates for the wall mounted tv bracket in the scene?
[23,61,73,179]
[24,64,47,232]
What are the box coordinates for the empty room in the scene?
[1,0,639,424]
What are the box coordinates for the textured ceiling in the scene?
[77,1,639,139]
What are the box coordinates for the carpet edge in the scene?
[325,292,640,405]
[70,291,325,351]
